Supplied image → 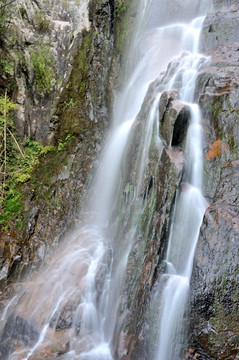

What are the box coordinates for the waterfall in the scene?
[154,17,209,360]
[0,1,213,359]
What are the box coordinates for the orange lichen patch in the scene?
[205,139,229,160]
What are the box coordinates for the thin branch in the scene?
[2,90,7,199]
[7,128,25,158]
[0,162,4,175]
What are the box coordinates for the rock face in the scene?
[189,3,239,359]
[109,77,186,360]
[200,6,239,52]
[6,0,91,143]
[190,161,239,359]
[195,39,239,201]
[0,0,115,285]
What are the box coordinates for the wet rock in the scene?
[158,90,179,123]
[8,329,71,360]
[50,302,76,331]
[213,0,239,9]
[0,261,10,282]
[0,315,39,360]
[165,148,184,171]
[183,346,213,359]
[28,330,70,360]
[111,78,184,359]
[190,160,239,359]
[170,101,190,147]
[195,41,239,201]
[159,90,190,148]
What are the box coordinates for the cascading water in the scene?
[154,17,209,360]
[0,1,213,359]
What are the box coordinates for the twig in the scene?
[7,128,25,158]
[2,90,7,199]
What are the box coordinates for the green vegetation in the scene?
[116,0,127,18]
[30,45,55,95]
[57,134,73,151]
[0,58,14,75]
[2,190,23,225]
[0,93,55,226]
[0,137,55,226]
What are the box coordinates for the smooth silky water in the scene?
[154,12,211,360]
[0,1,212,359]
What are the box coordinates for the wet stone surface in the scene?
[190,160,239,359]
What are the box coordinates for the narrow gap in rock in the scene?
[171,109,190,147]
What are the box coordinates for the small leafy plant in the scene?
[58,134,73,151]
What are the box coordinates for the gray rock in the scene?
[200,6,239,52]
[190,160,239,359]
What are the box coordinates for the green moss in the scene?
[54,31,94,139]
[211,299,239,333]
[30,45,55,95]
[225,133,235,148]
[116,0,127,18]
[212,100,222,117]
[114,0,138,74]
[77,32,91,74]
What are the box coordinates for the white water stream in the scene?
[0,1,212,359]
[155,16,209,360]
